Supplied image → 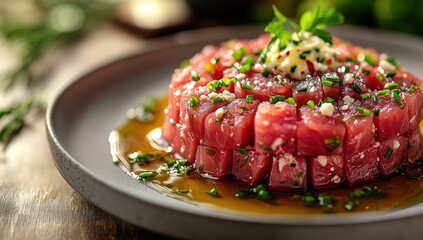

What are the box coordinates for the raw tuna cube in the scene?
[234,73,293,101]
[254,101,297,154]
[378,136,408,175]
[165,124,199,164]
[204,98,259,150]
[344,146,379,186]
[194,146,232,179]
[321,72,341,101]
[403,90,422,130]
[268,153,307,191]
[341,100,376,156]
[293,75,322,107]
[179,87,229,139]
[373,96,409,141]
[232,147,271,186]
[340,74,369,100]
[309,155,345,189]
[406,128,423,163]
[297,105,346,156]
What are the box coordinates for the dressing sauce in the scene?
[109,98,423,215]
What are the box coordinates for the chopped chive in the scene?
[290,65,297,73]
[344,201,359,211]
[221,78,231,87]
[349,186,386,199]
[237,147,247,155]
[211,57,220,65]
[376,73,385,82]
[191,70,200,81]
[299,54,307,60]
[372,95,378,102]
[409,84,418,92]
[238,64,252,73]
[362,68,371,75]
[326,77,341,83]
[376,89,389,96]
[386,72,396,78]
[241,83,254,90]
[346,56,355,62]
[384,148,393,159]
[261,68,270,77]
[242,57,255,66]
[357,107,372,117]
[307,100,315,109]
[384,82,399,90]
[180,59,190,68]
[253,49,263,56]
[360,93,371,100]
[260,144,273,152]
[352,84,363,94]
[387,56,400,69]
[138,171,158,180]
[322,80,334,87]
[285,97,296,106]
[211,96,223,103]
[374,108,380,116]
[297,86,308,92]
[323,97,334,104]
[269,95,285,104]
[339,65,350,73]
[318,195,335,207]
[391,90,403,106]
[189,96,200,108]
[232,47,247,61]
[246,95,254,104]
[325,136,341,151]
[207,188,220,197]
[364,54,376,66]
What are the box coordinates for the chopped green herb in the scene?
[357,107,372,117]
[138,171,158,180]
[386,72,396,78]
[344,201,359,211]
[211,57,220,65]
[232,47,248,61]
[376,89,389,96]
[361,68,371,75]
[297,86,308,92]
[238,64,252,73]
[364,54,376,66]
[325,136,341,152]
[128,152,157,163]
[235,184,272,201]
[349,186,386,199]
[387,56,400,69]
[241,83,254,90]
[211,96,223,103]
[352,84,363,94]
[325,77,341,83]
[318,195,335,207]
[290,65,297,73]
[372,95,378,102]
[323,97,334,103]
[409,84,418,92]
[269,95,285,104]
[360,93,371,100]
[374,108,380,116]
[307,100,315,109]
[285,97,296,106]
[254,49,263,56]
[191,70,200,82]
[221,78,231,87]
[260,144,273,152]
[384,82,399,90]
[391,90,403,107]
[246,95,254,104]
[376,73,385,82]
[384,148,393,160]
[180,59,190,68]
[346,56,355,62]
[322,80,334,87]
[207,188,220,197]
[261,68,270,77]
[237,147,247,155]
[189,96,200,108]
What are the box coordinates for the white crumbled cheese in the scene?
[264,31,340,80]
[278,153,297,172]
[342,95,354,106]
[208,90,236,103]
[344,73,355,84]
[374,142,380,148]
[379,59,396,72]
[331,175,341,184]
[263,120,269,126]
[393,140,400,150]
[235,73,246,80]
[341,105,349,111]
[215,107,225,119]
[271,137,284,151]
[316,156,328,167]
[320,103,335,117]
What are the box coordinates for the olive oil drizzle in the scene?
[109,97,423,215]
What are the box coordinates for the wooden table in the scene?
[0,24,173,239]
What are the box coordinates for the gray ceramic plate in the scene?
[46,25,423,240]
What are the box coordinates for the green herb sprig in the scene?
[261,2,344,62]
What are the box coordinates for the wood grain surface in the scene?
[0,25,175,240]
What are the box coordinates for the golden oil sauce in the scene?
[109,97,423,215]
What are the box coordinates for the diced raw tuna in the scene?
[268,153,307,191]
[341,100,376,156]
[234,73,293,101]
[378,136,408,175]
[232,147,271,186]
[321,72,341,101]
[297,105,346,156]
[403,90,422,130]
[164,123,199,164]
[344,146,379,186]
[309,155,345,189]
[406,128,423,163]
[203,99,258,150]
[254,101,297,154]
[373,96,409,141]
[293,75,322,107]
[194,146,232,179]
